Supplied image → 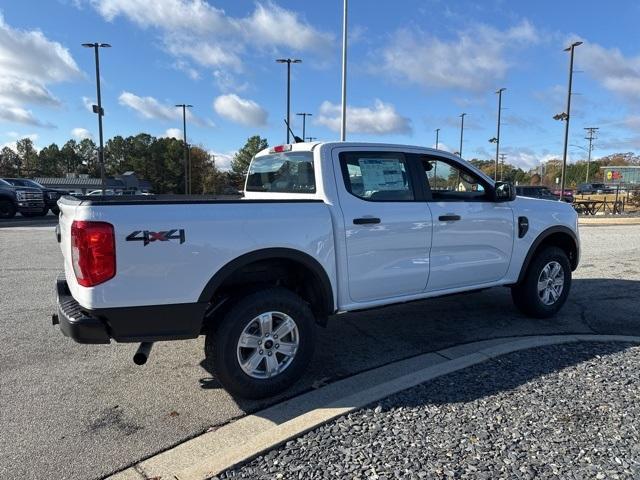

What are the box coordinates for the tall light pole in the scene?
[82,42,111,195]
[459,113,467,158]
[340,0,348,141]
[296,112,312,141]
[276,58,302,143]
[175,104,193,194]
[434,128,440,149]
[584,127,599,183]
[495,88,506,179]
[557,41,582,201]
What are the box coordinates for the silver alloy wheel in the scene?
[236,311,300,379]
[537,261,565,306]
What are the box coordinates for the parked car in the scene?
[53,142,580,398]
[516,185,572,202]
[576,183,617,195]
[0,178,45,218]
[2,178,68,215]
[86,189,119,196]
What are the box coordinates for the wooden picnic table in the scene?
[573,199,623,215]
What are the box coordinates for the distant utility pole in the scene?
[276,58,302,143]
[499,153,507,181]
[459,113,467,158]
[296,112,312,140]
[434,128,440,149]
[584,127,599,183]
[557,41,583,201]
[175,103,193,194]
[340,0,348,141]
[494,88,506,180]
[82,42,111,194]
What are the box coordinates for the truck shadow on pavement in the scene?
[199,278,640,412]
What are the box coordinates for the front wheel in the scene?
[205,287,316,399]
[511,246,572,318]
[0,200,16,219]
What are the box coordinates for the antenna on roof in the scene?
[284,119,303,143]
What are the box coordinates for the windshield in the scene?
[246,151,315,193]
[22,179,44,188]
[0,178,10,186]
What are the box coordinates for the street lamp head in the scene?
[276,58,288,63]
[291,59,302,63]
[496,87,506,94]
[81,43,96,48]
[564,41,583,51]
[553,112,568,121]
[489,137,498,143]
[460,112,467,117]
[99,43,112,48]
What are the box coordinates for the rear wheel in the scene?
[511,246,572,318]
[0,200,16,219]
[205,287,316,399]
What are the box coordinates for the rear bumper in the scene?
[55,275,110,343]
[54,274,208,343]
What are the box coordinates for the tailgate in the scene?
[57,198,78,290]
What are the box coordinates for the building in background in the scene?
[34,172,152,194]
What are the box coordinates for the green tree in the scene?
[230,135,268,186]
[0,146,19,176]
[60,140,82,174]
[16,138,38,176]
[38,143,64,177]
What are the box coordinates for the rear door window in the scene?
[339,152,414,201]
[246,152,315,193]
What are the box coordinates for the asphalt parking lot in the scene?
[1,222,639,480]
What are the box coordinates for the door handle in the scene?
[438,215,461,221]
[353,217,381,225]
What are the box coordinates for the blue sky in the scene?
[1,0,639,170]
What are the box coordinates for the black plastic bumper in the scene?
[55,275,111,344]
[53,275,208,343]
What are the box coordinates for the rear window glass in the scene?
[246,152,316,193]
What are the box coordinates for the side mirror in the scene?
[494,181,516,202]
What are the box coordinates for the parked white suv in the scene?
[53,142,579,398]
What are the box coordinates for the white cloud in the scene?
[163,127,183,139]
[86,1,333,79]
[579,42,640,103]
[316,100,411,135]
[82,96,94,112]
[213,94,267,127]
[209,150,236,171]
[240,2,333,53]
[118,91,212,127]
[0,106,54,128]
[1,132,39,152]
[71,127,93,140]
[379,20,538,92]
[0,14,80,126]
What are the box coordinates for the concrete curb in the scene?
[107,334,640,480]
[578,216,640,226]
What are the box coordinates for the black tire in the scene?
[0,200,16,219]
[511,246,572,318]
[51,206,60,216]
[205,287,316,399]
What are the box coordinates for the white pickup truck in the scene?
[53,142,579,398]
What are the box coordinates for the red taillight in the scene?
[269,144,292,153]
[71,221,116,287]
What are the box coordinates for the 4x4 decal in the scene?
[126,229,185,246]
